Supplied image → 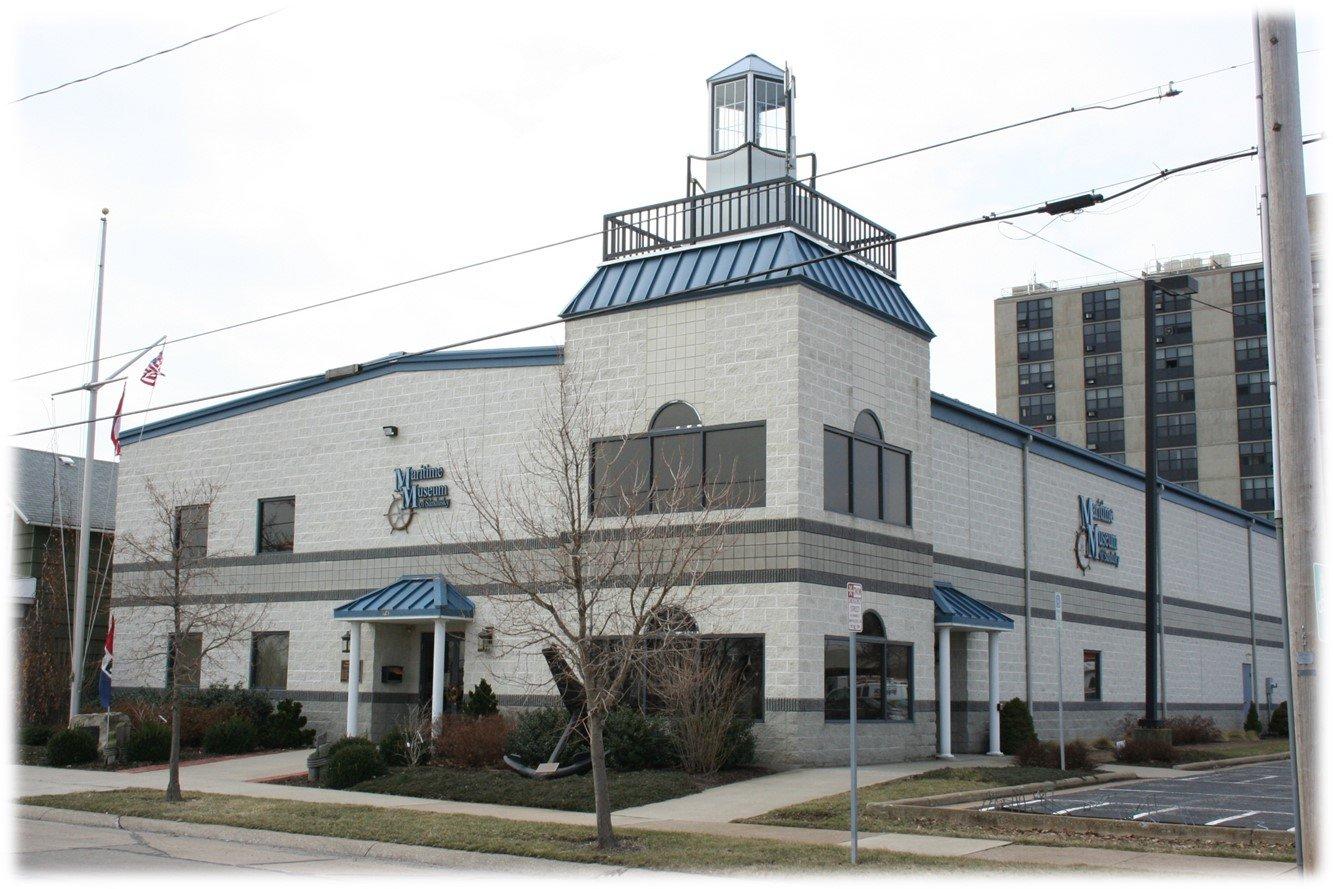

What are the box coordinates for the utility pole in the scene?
[1256,11,1319,871]
[69,209,109,720]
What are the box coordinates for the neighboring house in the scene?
[10,446,117,724]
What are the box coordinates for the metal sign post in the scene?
[1054,592,1065,771]
[846,581,863,865]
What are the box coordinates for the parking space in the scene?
[990,761,1294,832]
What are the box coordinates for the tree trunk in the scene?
[586,712,615,849]
[165,691,182,802]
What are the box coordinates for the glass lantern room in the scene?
[702,54,793,192]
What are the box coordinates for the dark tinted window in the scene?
[175,504,209,561]
[1238,405,1272,441]
[258,498,295,553]
[852,439,880,519]
[824,635,912,722]
[651,401,701,430]
[854,409,883,439]
[593,421,765,516]
[592,437,651,516]
[1017,329,1054,362]
[1020,394,1056,424]
[653,431,702,511]
[1082,288,1120,322]
[823,429,851,514]
[1018,361,1054,393]
[1084,353,1122,387]
[1232,267,1265,304]
[1239,441,1273,476]
[1083,650,1101,701]
[1016,297,1052,330]
[167,632,202,689]
[251,632,289,690]
[704,425,766,508]
[824,424,910,526]
[1155,345,1194,373]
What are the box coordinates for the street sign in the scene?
[847,582,863,633]
[1054,591,1063,618]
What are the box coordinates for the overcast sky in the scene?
[4,0,1325,462]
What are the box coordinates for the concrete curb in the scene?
[1174,753,1291,771]
[890,771,1135,807]
[17,805,634,875]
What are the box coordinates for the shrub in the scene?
[46,728,98,766]
[126,722,173,763]
[604,707,674,771]
[1112,712,1141,740]
[1016,739,1092,771]
[323,743,387,789]
[1113,736,1177,764]
[506,707,587,765]
[202,716,258,755]
[999,698,1037,754]
[462,680,499,718]
[260,699,316,749]
[378,730,409,766]
[20,725,56,747]
[1268,701,1289,738]
[1166,714,1222,745]
[327,735,376,758]
[1091,736,1114,751]
[720,717,756,769]
[433,714,510,767]
[1244,702,1263,735]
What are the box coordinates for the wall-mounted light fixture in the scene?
[341,630,351,653]
[382,425,399,438]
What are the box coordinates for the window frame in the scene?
[1016,328,1054,362]
[1016,297,1053,331]
[173,503,210,562]
[1232,267,1265,304]
[1083,320,1121,355]
[1083,650,1102,702]
[752,76,787,151]
[822,422,913,527]
[711,77,747,154]
[249,631,290,691]
[1081,288,1120,322]
[256,496,296,554]
[1018,360,1054,394]
[1019,393,1057,425]
[166,631,203,690]
[823,621,914,724]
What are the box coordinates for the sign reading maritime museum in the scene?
[394,465,451,509]
[1075,495,1119,571]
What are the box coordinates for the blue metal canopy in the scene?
[933,581,1014,631]
[562,231,933,339]
[333,574,475,621]
[708,54,785,83]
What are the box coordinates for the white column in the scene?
[936,626,953,759]
[987,631,1003,755]
[345,622,361,738]
[431,619,446,735]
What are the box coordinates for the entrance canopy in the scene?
[932,581,1014,632]
[333,574,474,622]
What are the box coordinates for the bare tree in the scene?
[448,369,751,849]
[115,481,267,802]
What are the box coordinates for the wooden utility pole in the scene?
[1256,11,1319,871]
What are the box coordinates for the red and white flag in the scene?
[110,384,126,456]
[140,351,165,386]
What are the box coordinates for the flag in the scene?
[140,351,165,386]
[110,384,126,456]
[98,616,115,710]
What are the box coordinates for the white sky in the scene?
[3,0,1326,461]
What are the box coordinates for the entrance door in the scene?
[418,631,467,710]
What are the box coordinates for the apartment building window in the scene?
[1158,447,1198,483]
[1234,336,1269,372]
[1236,371,1270,406]
[1155,290,1193,313]
[1084,353,1122,387]
[1241,476,1275,513]
[1083,320,1120,354]
[257,497,295,553]
[1018,361,1054,394]
[1155,378,1195,411]
[1019,394,1056,426]
[823,411,911,526]
[1156,412,1197,447]
[1016,297,1053,330]
[250,632,290,690]
[166,632,203,689]
[1082,288,1120,322]
[1102,451,1126,463]
[174,504,209,562]
[1154,310,1192,344]
[824,611,913,722]
[1084,386,1123,420]
[1234,301,1267,337]
[1232,267,1265,304]
[1239,441,1274,477]
[1017,329,1054,362]
[1155,345,1194,378]
[1030,424,1055,438]
[1085,420,1124,454]
[1238,405,1272,441]
[1083,650,1102,701]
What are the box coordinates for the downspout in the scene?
[1022,434,1034,706]
[1247,519,1260,715]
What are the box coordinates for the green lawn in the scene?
[1171,738,1289,763]
[346,765,762,812]
[20,789,1059,874]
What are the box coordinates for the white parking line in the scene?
[1053,802,1111,816]
[1131,806,1179,820]
[1205,810,1260,826]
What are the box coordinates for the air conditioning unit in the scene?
[1085,344,1094,352]
[1155,336,1165,344]
[1044,382,1055,390]
[1085,376,1097,386]
[1088,443,1099,451]
[1017,320,1029,330]
[1044,413,1056,422]
[1084,312,1094,320]
[1087,410,1098,418]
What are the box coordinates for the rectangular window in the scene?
[1084,353,1122,387]
[1238,405,1272,441]
[753,77,787,151]
[257,497,295,553]
[1020,393,1056,425]
[623,635,765,720]
[1016,329,1054,362]
[174,504,209,561]
[1083,320,1120,354]
[1236,371,1270,406]
[823,429,851,514]
[823,427,910,526]
[1155,289,1193,313]
[1018,361,1054,394]
[593,424,765,516]
[166,632,202,689]
[1155,345,1194,377]
[1232,267,1265,304]
[592,437,651,516]
[823,635,913,721]
[711,78,745,153]
[703,426,766,508]
[1016,297,1053,330]
[1085,420,1124,453]
[1083,650,1101,702]
[1084,386,1123,420]
[1158,447,1198,482]
[1155,378,1195,411]
[1241,476,1275,513]
[1234,301,1267,337]
[1081,288,1120,322]
[1234,336,1268,371]
[1239,441,1273,477]
[1154,310,1192,343]
[250,631,290,690]
[1156,411,1197,446]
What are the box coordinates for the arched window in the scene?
[646,605,699,635]
[854,409,883,440]
[651,401,702,430]
[860,610,885,638]
[824,606,912,723]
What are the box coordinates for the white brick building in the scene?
[111,55,1286,766]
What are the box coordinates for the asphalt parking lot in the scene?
[992,761,1294,831]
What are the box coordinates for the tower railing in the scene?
[603,177,897,278]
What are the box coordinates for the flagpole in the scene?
[69,209,109,721]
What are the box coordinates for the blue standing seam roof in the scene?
[933,581,1014,631]
[333,574,475,621]
[708,54,786,83]
[562,231,934,339]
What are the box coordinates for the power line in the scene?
[10,143,1276,439]
[12,11,281,103]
